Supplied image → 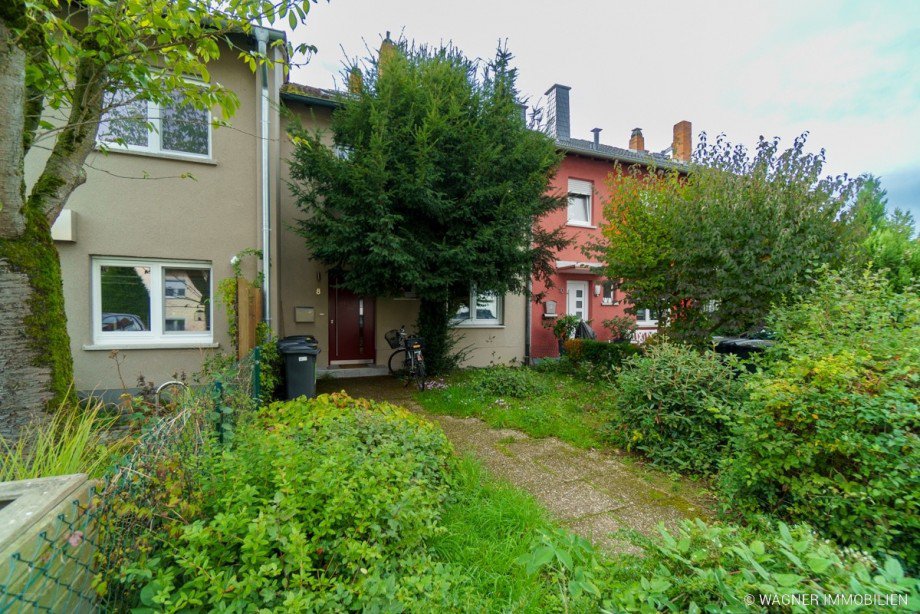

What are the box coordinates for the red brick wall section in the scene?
[531,155,654,358]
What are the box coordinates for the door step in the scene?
[317,365,390,379]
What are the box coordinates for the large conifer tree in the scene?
[289,41,566,372]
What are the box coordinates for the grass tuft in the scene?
[0,396,123,481]
[433,456,560,611]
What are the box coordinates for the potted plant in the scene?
[548,314,581,355]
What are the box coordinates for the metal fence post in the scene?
[252,346,262,404]
[213,380,224,444]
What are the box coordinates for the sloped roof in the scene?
[555,136,686,171]
[280,81,689,172]
[280,82,342,107]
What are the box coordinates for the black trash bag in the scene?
[574,320,596,340]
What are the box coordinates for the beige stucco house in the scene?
[27,28,525,396]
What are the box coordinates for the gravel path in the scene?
[318,376,711,552]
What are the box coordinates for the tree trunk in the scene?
[417,298,454,376]
[0,17,75,441]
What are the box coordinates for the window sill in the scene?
[83,342,219,351]
[566,222,597,229]
[93,146,218,166]
[452,324,506,329]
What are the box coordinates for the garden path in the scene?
[317,376,711,553]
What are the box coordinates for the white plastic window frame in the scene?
[97,89,212,160]
[452,286,504,327]
[567,178,593,227]
[92,257,213,346]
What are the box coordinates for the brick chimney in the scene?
[347,66,363,94]
[379,31,397,73]
[629,127,645,152]
[672,120,692,162]
[544,84,571,139]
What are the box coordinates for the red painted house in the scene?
[528,84,691,359]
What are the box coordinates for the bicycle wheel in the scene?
[388,349,409,375]
[415,360,426,392]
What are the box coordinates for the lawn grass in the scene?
[419,368,612,449]
[433,455,562,611]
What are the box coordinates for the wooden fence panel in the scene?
[237,279,263,359]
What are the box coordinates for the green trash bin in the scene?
[278,336,321,399]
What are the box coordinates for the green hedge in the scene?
[126,393,457,611]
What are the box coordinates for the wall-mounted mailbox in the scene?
[294,306,315,323]
[543,300,557,318]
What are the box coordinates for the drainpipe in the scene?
[255,27,272,329]
[524,276,532,365]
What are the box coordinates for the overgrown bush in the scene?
[608,519,919,612]
[469,365,547,398]
[607,341,744,474]
[720,269,919,569]
[126,393,457,611]
[576,339,640,371]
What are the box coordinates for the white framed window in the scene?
[92,257,213,346]
[567,178,593,226]
[452,286,503,327]
[634,307,658,325]
[97,89,211,159]
[601,281,617,306]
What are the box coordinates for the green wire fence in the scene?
[0,350,262,613]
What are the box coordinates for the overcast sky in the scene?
[285,0,920,218]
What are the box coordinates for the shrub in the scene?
[609,519,919,612]
[577,339,640,371]
[127,393,458,611]
[607,341,743,474]
[549,314,582,343]
[469,365,547,399]
[562,338,584,361]
[720,269,920,569]
[602,315,637,343]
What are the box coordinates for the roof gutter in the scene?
[279,90,343,109]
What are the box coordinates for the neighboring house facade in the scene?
[27,32,525,396]
[529,84,690,358]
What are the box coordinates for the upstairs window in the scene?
[601,281,617,306]
[567,178,593,226]
[452,286,503,327]
[98,90,211,158]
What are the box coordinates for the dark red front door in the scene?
[328,276,375,362]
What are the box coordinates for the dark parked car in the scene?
[102,313,147,331]
[713,329,775,360]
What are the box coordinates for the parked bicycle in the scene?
[384,325,426,391]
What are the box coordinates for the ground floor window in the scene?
[92,257,212,346]
[452,286,503,326]
[634,307,658,326]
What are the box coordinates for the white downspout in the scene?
[255,28,271,328]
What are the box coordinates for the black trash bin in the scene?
[278,335,321,400]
